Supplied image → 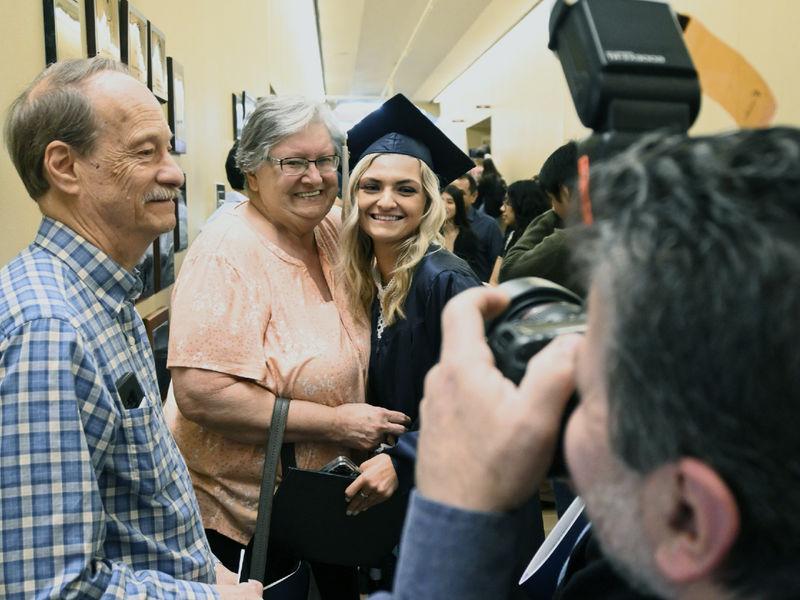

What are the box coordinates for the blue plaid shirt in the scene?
[0,219,217,599]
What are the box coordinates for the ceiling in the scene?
[315,0,543,104]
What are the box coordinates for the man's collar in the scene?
[34,217,143,314]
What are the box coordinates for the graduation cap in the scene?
[346,94,474,188]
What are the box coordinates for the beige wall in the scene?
[436,0,800,183]
[0,0,322,317]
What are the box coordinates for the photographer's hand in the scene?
[417,286,581,513]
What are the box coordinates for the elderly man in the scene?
[373,127,800,599]
[0,58,260,599]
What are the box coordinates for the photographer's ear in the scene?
[42,140,81,196]
[646,458,739,585]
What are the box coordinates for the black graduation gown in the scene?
[369,247,481,489]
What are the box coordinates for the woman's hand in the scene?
[333,403,410,451]
[344,453,398,516]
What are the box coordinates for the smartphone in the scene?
[320,455,360,477]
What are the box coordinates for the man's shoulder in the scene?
[0,245,74,335]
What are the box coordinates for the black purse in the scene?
[248,396,407,570]
[271,443,408,567]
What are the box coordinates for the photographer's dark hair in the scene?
[539,141,578,198]
[506,178,550,237]
[575,127,800,599]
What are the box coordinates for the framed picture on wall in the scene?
[119,0,148,85]
[174,178,188,251]
[85,0,121,60]
[134,240,157,301]
[167,57,186,153]
[142,306,170,400]
[232,92,244,139]
[242,91,256,124]
[43,0,84,65]
[147,22,167,102]
[155,229,175,292]
[215,183,226,209]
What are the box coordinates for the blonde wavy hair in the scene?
[337,153,445,326]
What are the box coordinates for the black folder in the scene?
[269,467,408,567]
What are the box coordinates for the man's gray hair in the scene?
[236,95,344,183]
[3,56,129,200]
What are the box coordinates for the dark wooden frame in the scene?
[142,306,170,401]
[232,92,244,139]
[43,0,84,65]
[119,0,148,84]
[85,0,121,60]
[242,91,256,124]
[147,21,167,102]
[142,306,169,349]
[174,178,188,251]
[167,57,186,154]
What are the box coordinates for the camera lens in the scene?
[486,278,586,479]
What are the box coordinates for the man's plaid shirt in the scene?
[0,218,217,599]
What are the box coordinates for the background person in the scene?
[451,171,504,281]
[165,95,409,600]
[441,183,482,277]
[371,127,800,600]
[0,57,260,599]
[499,141,579,291]
[476,156,507,218]
[489,177,550,285]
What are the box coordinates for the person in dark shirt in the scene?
[451,172,504,281]
[476,157,507,218]
[500,141,580,293]
[441,183,482,277]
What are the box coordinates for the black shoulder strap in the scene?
[249,396,290,584]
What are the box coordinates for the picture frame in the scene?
[147,21,167,102]
[43,0,84,65]
[119,0,148,85]
[155,229,175,291]
[167,57,186,154]
[215,183,226,209]
[242,91,256,124]
[232,92,244,140]
[85,0,121,61]
[174,178,188,251]
[134,240,157,301]
[142,306,170,401]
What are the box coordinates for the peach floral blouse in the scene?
[164,201,369,544]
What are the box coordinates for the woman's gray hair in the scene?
[4,57,129,200]
[235,95,344,180]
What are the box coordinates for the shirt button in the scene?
[127,335,136,346]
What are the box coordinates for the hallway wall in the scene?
[0,0,322,315]
[436,0,800,183]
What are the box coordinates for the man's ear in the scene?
[42,140,81,196]
[651,458,740,584]
[246,171,259,193]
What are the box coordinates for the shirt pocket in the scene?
[118,402,176,498]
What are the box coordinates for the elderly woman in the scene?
[164,96,409,599]
[336,95,481,519]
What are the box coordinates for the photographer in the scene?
[371,127,800,600]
